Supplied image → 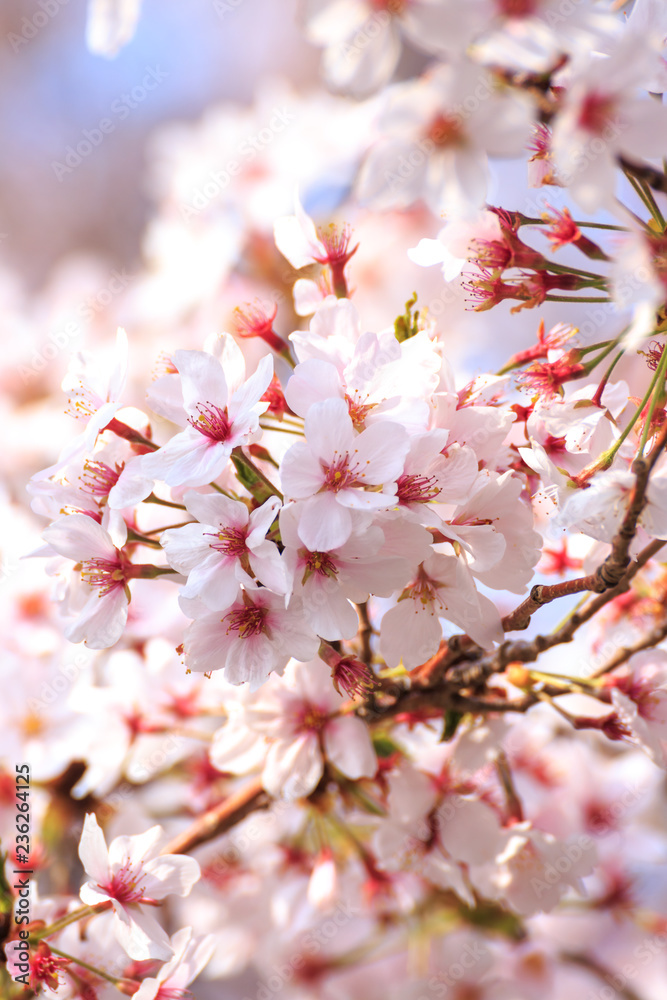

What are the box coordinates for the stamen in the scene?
[188,402,233,442]
[303,550,339,584]
[323,456,358,492]
[100,861,146,903]
[206,526,248,557]
[81,460,122,496]
[224,605,267,638]
[397,473,440,505]
[80,557,126,596]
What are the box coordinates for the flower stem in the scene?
[590,350,624,406]
[581,340,618,378]
[518,214,629,232]
[543,295,611,303]
[144,493,187,510]
[48,944,136,989]
[637,334,667,456]
[544,261,607,282]
[231,449,283,501]
[588,340,667,471]
[31,903,109,941]
[126,528,162,548]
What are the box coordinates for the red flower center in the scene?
[80,556,126,596]
[100,861,146,904]
[207,526,248,557]
[397,473,440,505]
[578,92,618,135]
[188,402,233,442]
[81,460,123,496]
[497,0,538,16]
[322,455,358,493]
[224,604,268,638]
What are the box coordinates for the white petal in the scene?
[43,513,116,562]
[87,0,141,57]
[141,433,229,488]
[78,813,110,884]
[304,398,356,463]
[143,855,201,898]
[297,494,353,551]
[112,902,174,961]
[263,734,323,799]
[66,587,129,649]
[183,489,249,529]
[281,443,325,499]
[324,716,377,779]
[174,350,228,414]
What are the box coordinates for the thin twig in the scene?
[161,778,269,855]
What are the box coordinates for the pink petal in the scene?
[324,716,377,779]
[174,350,229,414]
[304,397,356,463]
[78,813,110,883]
[297,494,353,551]
[43,513,117,562]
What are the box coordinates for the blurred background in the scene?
[0,0,320,285]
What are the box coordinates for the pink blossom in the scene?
[42,513,132,648]
[133,927,215,1000]
[161,492,286,613]
[183,589,319,689]
[213,658,377,799]
[114,349,273,499]
[78,813,200,960]
[280,397,410,550]
[356,60,533,217]
[380,553,503,666]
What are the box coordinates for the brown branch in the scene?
[161,777,270,856]
[591,616,667,678]
[561,951,648,1000]
[356,602,373,665]
[410,431,667,690]
[618,154,667,196]
[431,537,666,692]
[502,441,667,633]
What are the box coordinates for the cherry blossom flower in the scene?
[557,469,667,543]
[372,763,492,904]
[356,60,533,217]
[280,396,410,551]
[551,33,667,212]
[379,552,504,666]
[78,813,200,960]
[161,492,286,613]
[440,470,542,593]
[304,0,473,97]
[114,349,273,500]
[274,195,358,297]
[280,504,415,640]
[183,589,319,689]
[210,658,377,798]
[285,324,441,434]
[491,825,597,915]
[609,651,667,768]
[41,514,132,648]
[32,327,129,481]
[133,927,215,1000]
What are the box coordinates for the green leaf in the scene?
[441,710,464,742]
[372,734,400,758]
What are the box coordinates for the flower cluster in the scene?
[7,1,667,998]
